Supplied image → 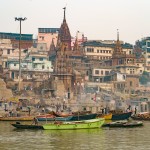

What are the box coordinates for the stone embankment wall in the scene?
[0,78,13,100]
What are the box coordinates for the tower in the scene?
[53,7,73,98]
[112,30,125,66]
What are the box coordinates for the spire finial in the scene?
[63,7,66,21]
[117,29,119,41]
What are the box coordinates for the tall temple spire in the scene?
[58,6,71,47]
[117,29,119,41]
[63,7,66,21]
[112,29,123,58]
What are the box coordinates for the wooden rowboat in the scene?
[69,113,97,121]
[0,116,34,121]
[43,118,105,130]
[11,122,43,129]
[131,113,150,121]
[103,120,143,128]
[37,113,97,122]
[37,116,73,121]
[98,113,112,120]
[112,112,132,120]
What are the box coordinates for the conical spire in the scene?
[112,29,123,57]
[117,29,119,41]
[48,38,56,56]
[63,7,66,22]
[58,6,71,48]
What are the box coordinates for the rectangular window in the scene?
[100,78,103,82]
[32,58,35,61]
[130,81,132,86]
[95,70,99,74]
[147,42,150,47]
[147,48,150,53]
[105,71,109,75]
[7,49,10,54]
[39,58,43,61]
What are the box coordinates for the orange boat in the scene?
[0,116,34,121]
[98,113,112,120]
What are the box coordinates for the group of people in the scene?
[101,107,110,114]
[126,105,137,115]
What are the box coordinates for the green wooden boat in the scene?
[43,118,105,130]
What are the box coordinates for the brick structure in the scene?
[111,31,139,94]
[53,8,73,98]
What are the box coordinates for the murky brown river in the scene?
[0,121,149,150]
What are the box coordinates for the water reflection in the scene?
[43,129,103,150]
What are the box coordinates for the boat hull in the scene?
[0,116,34,121]
[43,118,105,130]
[37,116,73,121]
[103,121,143,128]
[112,112,132,120]
[69,113,97,121]
[98,113,112,120]
[11,123,43,129]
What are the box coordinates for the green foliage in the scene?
[139,75,149,85]
[143,71,149,77]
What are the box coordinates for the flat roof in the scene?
[0,32,33,41]
[38,28,60,33]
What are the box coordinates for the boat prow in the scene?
[11,122,43,129]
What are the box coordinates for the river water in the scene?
[0,121,150,150]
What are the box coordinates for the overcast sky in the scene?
[0,0,150,44]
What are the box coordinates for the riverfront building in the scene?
[0,32,33,49]
[37,28,59,51]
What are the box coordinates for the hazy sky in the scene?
[0,0,150,44]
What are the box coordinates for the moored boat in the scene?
[37,115,73,121]
[11,122,43,129]
[0,116,34,121]
[43,118,105,130]
[131,113,150,121]
[69,113,97,121]
[37,113,97,122]
[112,112,132,120]
[98,113,112,120]
[103,120,143,128]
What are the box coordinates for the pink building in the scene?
[37,28,59,50]
[71,31,87,50]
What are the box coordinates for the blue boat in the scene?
[112,112,132,120]
[37,116,73,121]
[69,113,97,121]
